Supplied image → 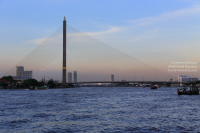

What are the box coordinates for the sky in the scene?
[0,0,200,81]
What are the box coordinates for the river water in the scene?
[0,87,200,133]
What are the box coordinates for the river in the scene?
[0,87,200,132]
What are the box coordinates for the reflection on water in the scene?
[0,87,200,132]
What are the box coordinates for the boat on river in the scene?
[177,86,200,95]
[151,85,158,89]
[30,86,49,90]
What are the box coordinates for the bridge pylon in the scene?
[62,16,67,85]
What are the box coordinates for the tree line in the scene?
[0,76,59,88]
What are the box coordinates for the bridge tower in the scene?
[62,16,67,85]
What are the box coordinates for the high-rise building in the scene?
[110,74,114,82]
[62,16,67,85]
[16,66,32,79]
[73,71,77,83]
[16,66,24,77]
[68,72,72,83]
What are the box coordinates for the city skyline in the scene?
[0,0,200,80]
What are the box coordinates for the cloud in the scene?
[23,35,62,46]
[39,68,47,71]
[23,32,63,45]
[24,38,46,45]
[131,4,200,26]
[85,26,123,36]
[124,29,158,43]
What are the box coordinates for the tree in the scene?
[56,83,61,87]
[2,76,13,81]
[47,78,56,87]
[166,83,171,87]
[23,79,39,87]
[38,81,45,87]
[67,83,74,88]
[0,82,8,87]
[195,81,200,84]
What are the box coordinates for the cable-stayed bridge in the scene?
[5,17,196,85]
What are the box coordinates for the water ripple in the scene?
[0,87,200,132]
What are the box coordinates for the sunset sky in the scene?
[0,0,200,81]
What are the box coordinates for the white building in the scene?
[178,75,198,82]
[68,72,72,83]
[16,66,32,79]
[73,71,77,83]
[110,74,114,82]
[16,66,24,77]
[23,71,32,78]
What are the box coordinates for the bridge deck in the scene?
[66,81,195,84]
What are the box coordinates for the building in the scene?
[16,66,24,77]
[110,74,114,82]
[73,71,77,83]
[178,75,198,82]
[23,70,32,78]
[68,72,72,83]
[13,76,30,81]
[14,66,32,80]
